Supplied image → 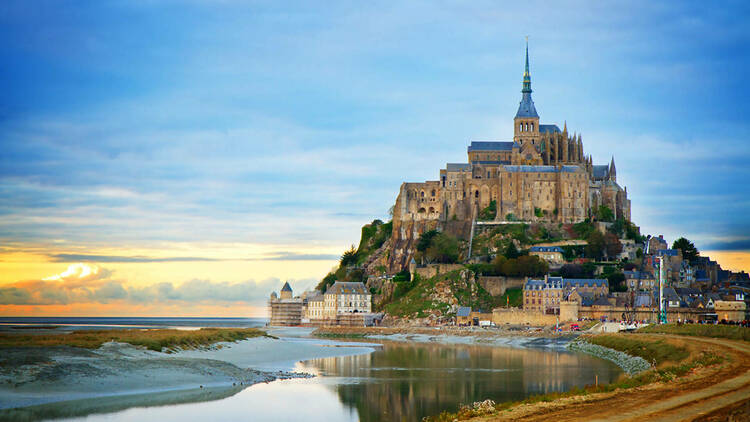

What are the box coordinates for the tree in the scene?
[416,230,439,252]
[492,255,508,274]
[340,245,358,267]
[504,242,520,259]
[604,232,622,260]
[560,264,585,278]
[596,205,615,222]
[479,200,497,221]
[585,230,605,260]
[424,232,459,263]
[672,237,699,263]
[607,271,627,292]
[315,272,337,292]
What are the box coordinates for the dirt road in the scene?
[475,334,750,422]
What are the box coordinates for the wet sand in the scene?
[0,327,376,417]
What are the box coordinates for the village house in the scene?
[529,246,564,266]
[524,276,608,314]
[624,270,656,291]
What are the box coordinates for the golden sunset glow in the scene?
[0,243,340,317]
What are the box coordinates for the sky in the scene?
[1,0,749,317]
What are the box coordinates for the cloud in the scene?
[48,254,221,263]
[701,238,750,251]
[261,251,340,261]
[0,263,315,306]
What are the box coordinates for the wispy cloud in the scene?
[48,254,221,263]
[0,264,315,306]
[261,251,340,261]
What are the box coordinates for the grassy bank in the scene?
[0,328,270,352]
[637,323,750,342]
[424,333,725,422]
[585,334,689,365]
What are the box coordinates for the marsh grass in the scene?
[585,334,689,365]
[0,328,270,352]
[637,323,750,342]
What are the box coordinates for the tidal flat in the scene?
[0,327,623,421]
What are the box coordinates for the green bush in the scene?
[478,200,497,221]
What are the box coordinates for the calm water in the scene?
[57,340,622,422]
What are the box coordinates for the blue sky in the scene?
[1,0,750,293]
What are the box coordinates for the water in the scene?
[0,317,268,331]
[54,339,622,422]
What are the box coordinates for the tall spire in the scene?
[522,36,532,94]
[515,37,538,119]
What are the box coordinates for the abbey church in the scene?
[394,43,630,227]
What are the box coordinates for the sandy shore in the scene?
[314,326,580,350]
[0,327,376,416]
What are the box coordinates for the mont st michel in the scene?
[1,2,749,422]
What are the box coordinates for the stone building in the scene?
[269,282,304,326]
[529,246,564,265]
[523,275,608,314]
[323,281,372,317]
[387,42,631,272]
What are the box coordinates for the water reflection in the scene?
[49,341,621,422]
[298,341,622,422]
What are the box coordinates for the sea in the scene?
[0,317,268,332]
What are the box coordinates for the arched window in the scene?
[420,191,425,198]
[519,123,523,132]
[431,189,436,197]
[475,190,479,198]
[531,123,534,131]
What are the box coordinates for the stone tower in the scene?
[280,281,293,299]
[513,39,540,149]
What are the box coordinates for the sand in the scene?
[0,327,377,414]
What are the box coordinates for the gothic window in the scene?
[531,123,534,131]
[420,191,425,198]
[431,189,436,197]
[475,190,479,198]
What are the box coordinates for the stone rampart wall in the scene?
[491,308,559,325]
[415,264,465,279]
[478,276,525,296]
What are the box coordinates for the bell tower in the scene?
[513,38,540,149]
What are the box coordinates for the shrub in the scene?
[478,200,497,221]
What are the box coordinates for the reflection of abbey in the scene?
[394,44,630,226]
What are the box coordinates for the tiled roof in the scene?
[468,141,517,152]
[515,92,539,118]
[471,160,512,165]
[539,124,561,134]
[564,278,609,288]
[658,249,680,257]
[503,165,579,173]
[281,282,292,292]
[326,281,368,295]
[592,296,611,306]
[624,270,654,280]
[592,165,609,180]
[530,246,564,253]
[457,306,471,317]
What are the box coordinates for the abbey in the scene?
[387,43,631,270]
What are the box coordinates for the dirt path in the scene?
[476,335,750,422]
